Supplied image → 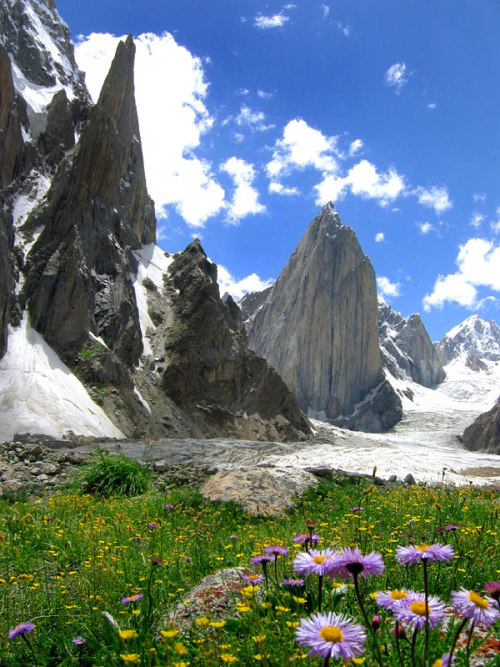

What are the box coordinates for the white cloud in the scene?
[257,89,274,99]
[470,211,484,228]
[423,237,500,311]
[377,276,401,301]
[75,32,225,228]
[337,22,350,36]
[321,4,330,18]
[473,192,486,203]
[384,62,409,94]
[375,232,385,243]
[266,119,339,179]
[491,207,500,234]
[348,139,363,156]
[418,221,434,234]
[217,265,274,300]
[228,104,274,132]
[415,185,452,215]
[427,102,437,109]
[254,7,292,30]
[347,160,405,202]
[220,157,265,223]
[269,181,300,196]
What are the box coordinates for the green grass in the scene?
[77,450,152,497]
[0,472,498,665]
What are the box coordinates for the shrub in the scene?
[78,449,152,497]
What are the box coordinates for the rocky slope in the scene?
[0,0,310,442]
[462,398,500,454]
[379,302,445,388]
[242,203,402,432]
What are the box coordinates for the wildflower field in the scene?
[1,463,499,666]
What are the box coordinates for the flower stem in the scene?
[423,557,430,666]
[410,626,418,667]
[448,617,468,666]
[465,621,475,666]
[352,573,383,666]
[21,635,38,667]
[318,574,323,613]
[323,656,330,667]
[394,622,405,667]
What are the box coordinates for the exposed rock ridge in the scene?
[462,396,500,454]
[160,240,311,441]
[379,302,445,388]
[23,35,155,366]
[244,203,402,431]
[438,315,500,368]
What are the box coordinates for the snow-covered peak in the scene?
[0,0,89,130]
[439,315,500,366]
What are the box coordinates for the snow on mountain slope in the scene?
[0,316,124,441]
[439,315,500,365]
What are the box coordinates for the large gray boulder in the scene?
[462,397,500,454]
[243,203,402,432]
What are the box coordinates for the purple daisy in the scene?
[296,611,366,661]
[292,532,321,544]
[251,553,275,568]
[122,593,143,604]
[242,573,263,585]
[484,581,500,604]
[393,592,447,630]
[450,587,500,627]
[264,544,289,556]
[376,588,414,612]
[72,636,86,646]
[445,524,461,532]
[334,547,385,581]
[395,543,454,566]
[8,621,35,640]
[164,504,174,509]
[293,548,340,578]
[282,577,305,587]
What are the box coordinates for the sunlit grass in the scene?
[0,471,498,665]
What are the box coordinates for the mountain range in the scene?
[0,0,499,456]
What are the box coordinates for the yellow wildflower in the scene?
[119,629,138,640]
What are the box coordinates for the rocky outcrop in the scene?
[161,240,311,441]
[244,203,402,432]
[379,302,445,387]
[0,204,14,358]
[23,36,155,366]
[462,397,500,454]
[37,89,75,165]
[0,44,27,188]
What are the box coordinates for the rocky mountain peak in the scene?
[243,205,402,432]
[379,302,445,388]
[438,315,500,367]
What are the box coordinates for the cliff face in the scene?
[243,203,402,432]
[23,36,155,367]
[379,303,445,388]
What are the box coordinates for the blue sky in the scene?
[55,0,500,340]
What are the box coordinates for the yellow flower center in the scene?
[390,590,407,600]
[416,544,430,552]
[313,556,326,564]
[410,601,429,616]
[320,625,344,643]
[432,661,443,667]
[468,590,489,609]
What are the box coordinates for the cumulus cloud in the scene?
[321,4,330,17]
[348,138,363,156]
[217,265,274,300]
[384,62,409,94]
[269,181,300,196]
[470,211,484,228]
[75,32,226,229]
[220,157,266,223]
[266,119,339,179]
[375,232,385,243]
[337,23,351,36]
[427,102,437,109]
[491,207,500,234]
[414,185,452,215]
[257,89,274,99]
[423,237,500,311]
[377,276,401,301]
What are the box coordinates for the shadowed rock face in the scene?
[462,397,500,454]
[243,203,401,431]
[161,240,311,440]
[0,44,27,188]
[379,303,445,388]
[24,36,155,366]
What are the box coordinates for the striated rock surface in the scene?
[379,302,445,388]
[23,36,155,366]
[0,44,27,188]
[161,240,311,441]
[438,315,500,367]
[243,203,401,432]
[462,397,500,454]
